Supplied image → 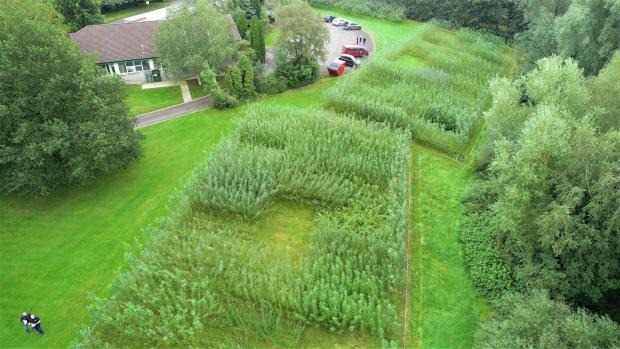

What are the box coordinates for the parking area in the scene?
[321,21,374,76]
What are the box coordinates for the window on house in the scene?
[118,62,127,74]
[126,60,150,73]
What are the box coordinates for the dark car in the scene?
[324,15,336,23]
[339,54,360,68]
[344,23,362,31]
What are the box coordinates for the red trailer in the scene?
[327,60,346,76]
[342,45,369,58]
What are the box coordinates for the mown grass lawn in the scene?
[126,85,183,116]
[102,1,172,23]
[410,144,491,348]
[187,78,208,99]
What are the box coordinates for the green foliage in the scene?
[517,0,620,75]
[200,63,238,109]
[155,0,238,77]
[405,0,525,39]
[325,24,513,154]
[252,0,261,17]
[256,73,288,94]
[54,0,103,32]
[250,15,266,63]
[0,1,141,196]
[238,54,257,99]
[474,290,620,349]
[223,66,245,100]
[309,0,405,21]
[590,50,620,131]
[469,56,620,305]
[461,183,514,299]
[275,2,329,62]
[233,9,248,39]
[274,51,320,88]
[76,106,411,346]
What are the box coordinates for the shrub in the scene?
[224,66,244,99]
[200,63,237,109]
[256,73,288,95]
[275,54,320,88]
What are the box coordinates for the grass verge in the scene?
[126,85,183,116]
[410,143,491,348]
[187,79,208,99]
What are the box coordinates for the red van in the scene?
[342,45,369,58]
[327,60,346,76]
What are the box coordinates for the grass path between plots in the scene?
[409,144,491,348]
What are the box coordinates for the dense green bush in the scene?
[275,53,320,88]
[325,24,513,155]
[461,183,514,299]
[200,63,237,109]
[310,0,405,21]
[256,73,288,94]
[474,290,620,349]
[75,106,411,347]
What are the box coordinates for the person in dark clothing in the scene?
[356,37,359,44]
[363,37,367,46]
[20,312,31,334]
[29,314,44,335]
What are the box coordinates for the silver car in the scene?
[331,18,348,26]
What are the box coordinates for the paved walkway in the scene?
[135,96,212,128]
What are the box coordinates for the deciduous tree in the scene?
[156,0,237,77]
[0,2,141,195]
[590,50,620,131]
[54,0,103,32]
[475,290,620,348]
[470,57,620,304]
[275,2,328,62]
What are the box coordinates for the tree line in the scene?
[463,53,620,347]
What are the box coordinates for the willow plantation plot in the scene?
[76,106,411,348]
[325,23,514,155]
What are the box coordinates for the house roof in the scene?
[70,15,242,64]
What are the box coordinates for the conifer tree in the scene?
[238,54,256,99]
[250,16,266,63]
